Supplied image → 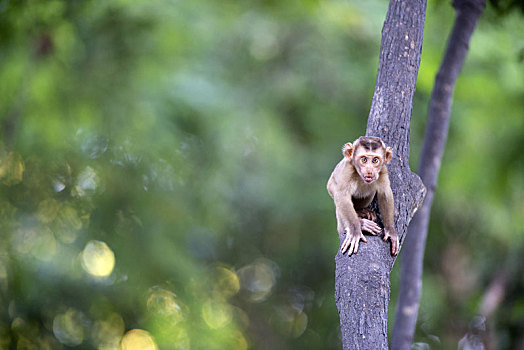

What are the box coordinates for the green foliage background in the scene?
[0,0,523,349]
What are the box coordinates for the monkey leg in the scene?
[356,208,377,221]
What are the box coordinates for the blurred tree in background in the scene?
[0,0,523,349]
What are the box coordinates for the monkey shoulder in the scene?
[375,172,391,192]
[331,160,355,182]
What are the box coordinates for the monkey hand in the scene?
[383,229,399,256]
[360,218,381,235]
[341,228,367,256]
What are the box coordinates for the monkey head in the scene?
[344,136,392,184]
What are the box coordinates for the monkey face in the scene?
[353,150,385,184]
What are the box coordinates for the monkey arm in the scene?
[333,193,360,234]
[377,188,395,231]
[377,186,399,256]
[332,193,367,256]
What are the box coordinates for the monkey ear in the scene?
[343,143,354,160]
[385,147,393,164]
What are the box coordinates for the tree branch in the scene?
[391,1,486,349]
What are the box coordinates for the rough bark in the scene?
[391,1,486,349]
[335,1,426,349]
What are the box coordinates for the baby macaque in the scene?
[327,136,399,256]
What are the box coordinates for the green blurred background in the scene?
[0,0,523,349]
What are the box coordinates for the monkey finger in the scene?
[391,239,399,256]
[341,238,349,253]
[348,239,356,255]
[341,236,352,253]
[360,219,381,235]
[346,243,353,255]
[360,233,367,243]
[394,238,400,255]
[369,223,382,235]
[365,219,378,228]
[352,236,360,254]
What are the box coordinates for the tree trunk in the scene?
[391,1,486,349]
[335,1,426,348]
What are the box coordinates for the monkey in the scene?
[327,136,399,256]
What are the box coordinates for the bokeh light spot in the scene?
[271,305,308,338]
[0,152,24,186]
[31,227,57,261]
[92,312,125,349]
[212,266,240,299]
[147,287,184,323]
[248,19,280,61]
[12,222,57,261]
[74,166,100,196]
[230,330,248,350]
[53,176,67,192]
[0,261,7,292]
[202,299,232,329]
[81,240,115,277]
[37,198,60,223]
[291,311,308,338]
[55,205,83,243]
[121,329,158,350]
[12,226,37,256]
[237,258,278,303]
[80,133,108,159]
[53,308,86,346]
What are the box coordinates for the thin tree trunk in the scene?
[391,1,486,349]
[335,1,426,348]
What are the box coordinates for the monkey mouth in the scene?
[364,176,374,183]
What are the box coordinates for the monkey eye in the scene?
[372,157,380,164]
[360,157,367,163]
